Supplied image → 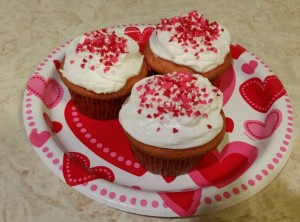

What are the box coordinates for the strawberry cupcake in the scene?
[119,71,226,176]
[144,10,232,82]
[59,28,148,120]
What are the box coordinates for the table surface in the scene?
[1,0,300,221]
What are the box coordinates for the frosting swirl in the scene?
[60,29,144,94]
[149,10,231,73]
[119,72,224,149]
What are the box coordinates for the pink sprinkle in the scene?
[136,84,143,91]
[76,29,128,73]
[104,66,110,73]
[135,72,220,135]
[156,10,220,59]
[90,66,95,71]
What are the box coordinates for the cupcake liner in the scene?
[68,89,128,120]
[124,111,226,176]
[130,143,203,176]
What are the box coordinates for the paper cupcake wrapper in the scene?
[68,89,128,120]
[130,144,202,176]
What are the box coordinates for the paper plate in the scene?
[23,24,294,217]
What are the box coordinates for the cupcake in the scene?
[59,28,148,120]
[144,10,232,82]
[119,71,226,176]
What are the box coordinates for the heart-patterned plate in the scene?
[23,24,294,217]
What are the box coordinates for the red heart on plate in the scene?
[225,117,234,133]
[43,112,63,133]
[239,75,286,113]
[29,129,51,148]
[65,100,147,177]
[26,75,64,109]
[162,176,176,183]
[230,43,246,60]
[213,64,236,107]
[124,26,154,53]
[53,59,61,72]
[63,152,115,186]
[244,109,282,140]
[188,141,258,188]
[241,60,258,75]
[159,190,201,217]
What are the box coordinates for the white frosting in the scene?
[149,13,231,73]
[119,73,224,149]
[60,32,144,94]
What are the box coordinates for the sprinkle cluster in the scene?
[76,28,128,73]
[136,72,220,133]
[156,10,223,59]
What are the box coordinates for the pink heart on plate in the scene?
[244,109,282,140]
[159,189,201,217]
[26,75,64,109]
[188,141,258,189]
[29,129,51,148]
[241,60,258,75]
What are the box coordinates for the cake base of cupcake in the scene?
[59,58,149,120]
[144,43,232,82]
[125,111,226,176]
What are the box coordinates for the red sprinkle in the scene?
[135,72,221,134]
[207,124,212,129]
[156,10,222,59]
[173,128,179,133]
[136,84,143,92]
[76,28,128,73]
